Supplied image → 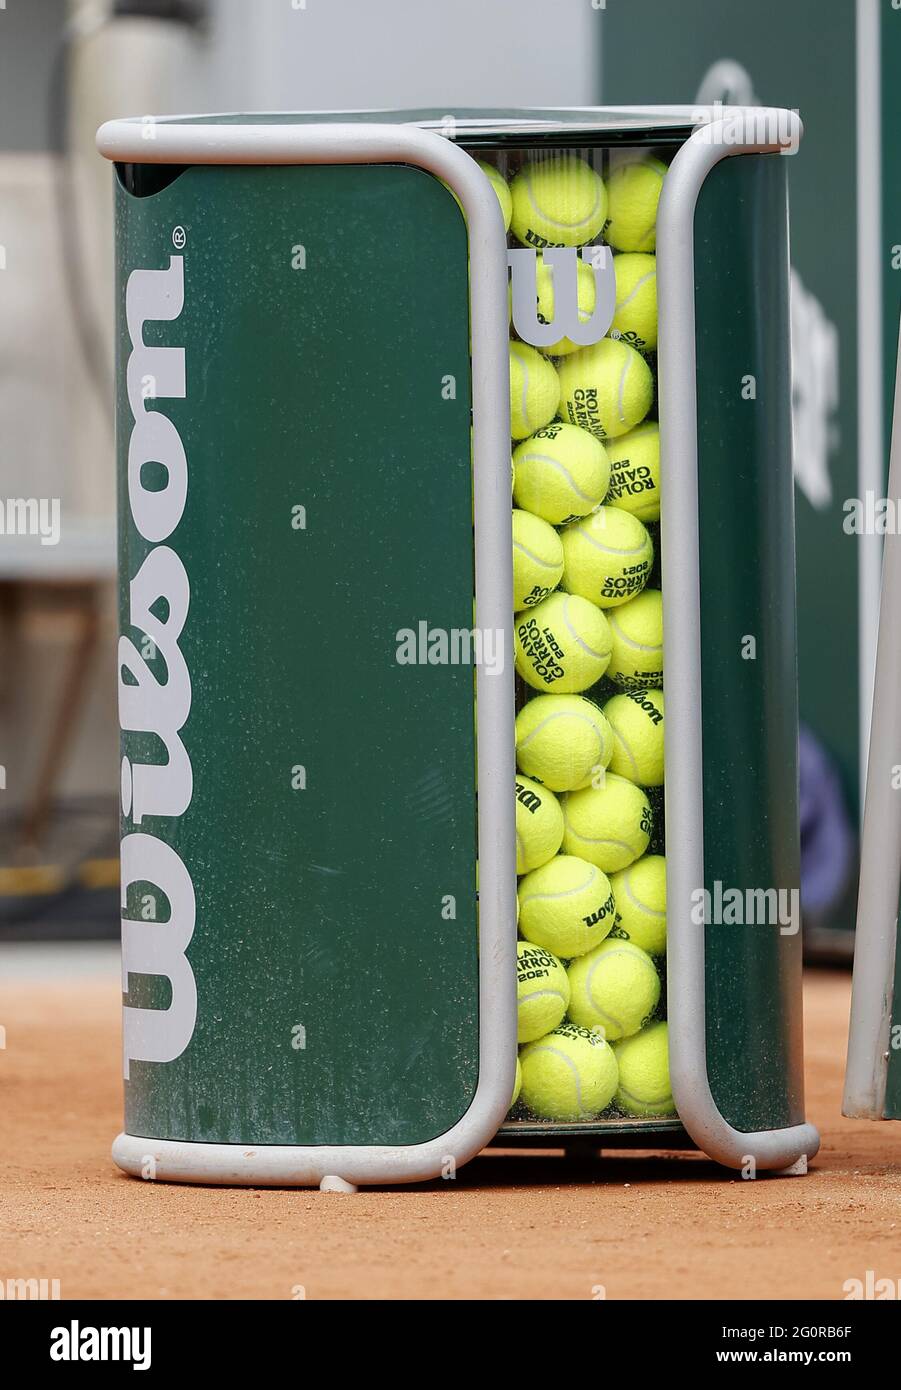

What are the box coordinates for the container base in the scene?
[114,1121,811,1185]
[113,1133,380,1188]
[495,1118,695,1148]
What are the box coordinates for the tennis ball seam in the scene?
[610,727,640,782]
[562,601,610,660]
[519,986,569,1009]
[609,424,658,459]
[571,943,660,1039]
[569,528,650,561]
[516,553,613,691]
[513,537,562,571]
[605,425,660,521]
[567,830,641,858]
[618,1080,673,1109]
[619,875,666,919]
[605,160,665,253]
[557,340,653,441]
[518,710,604,763]
[523,1044,590,1112]
[614,356,633,430]
[510,344,560,438]
[615,269,656,313]
[521,174,605,237]
[607,612,662,653]
[577,948,659,1037]
[519,451,600,507]
[575,990,623,1036]
[513,356,533,428]
[519,864,600,907]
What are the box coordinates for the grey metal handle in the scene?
[658,108,820,1171]
[843,315,901,1119]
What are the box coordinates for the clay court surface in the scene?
[1,954,898,1301]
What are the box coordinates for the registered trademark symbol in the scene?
[172,226,187,250]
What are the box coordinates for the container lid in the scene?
[98,106,700,161]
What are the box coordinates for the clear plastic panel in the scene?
[472,144,674,1132]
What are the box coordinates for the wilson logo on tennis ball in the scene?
[515,781,544,816]
[119,255,197,1080]
[583,890,615,930]
[509,247,615,352]
[626,692,664,724]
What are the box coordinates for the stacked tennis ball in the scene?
[488,148,674,1123]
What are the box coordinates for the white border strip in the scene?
[99,121,516,1186]
[658,109,820,1170]
[844,315,901,1118]
[97,108,699,152]
[857,0,884,817]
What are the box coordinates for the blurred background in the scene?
[0,0,895,956]
[0,0,601,940]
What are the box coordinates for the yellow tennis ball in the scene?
[513,422,610,526]
[509,342,561,440]
[512,508,564,611]
[510,1055,522,1111]
[518,853,616,958]
[605,423,660,524]
[603,688,665,786]
[609,853,667,956]
[556,338,653,440]
[515,693,613,792]
[562,772,652,873]
[476,159,512,231]
[567,938,660,1040]
[514,591,612,694]
[534,255,598,356]
[560,506,654,609]
[604,157,667,253]
[510,155,607,249]
[606,589,664,691]
[613,1020,674,1116]
[611,252,658,351]
[515,774,564,874]
[519,1021,619,1120]
[516,940,570,1043]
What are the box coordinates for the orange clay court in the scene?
[0,958,897,1301]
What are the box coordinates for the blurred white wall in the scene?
[200,0,600,111]
[0,0,600,822]
[68,12,206,520]
[61,0,600,523]
[10,0,600,529]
